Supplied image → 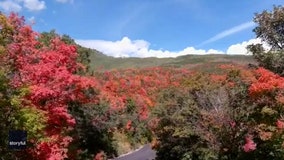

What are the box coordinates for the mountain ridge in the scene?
[83,46,255,72]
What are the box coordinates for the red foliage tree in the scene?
[249,68,284,98]
[4,13,96,159]
[95,67,192,120]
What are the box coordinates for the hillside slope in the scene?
[85,47,256,72]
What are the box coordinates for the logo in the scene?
[8,130,27,150]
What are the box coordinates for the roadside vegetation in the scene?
[0,5,284,160]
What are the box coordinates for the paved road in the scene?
[113,144,156,160]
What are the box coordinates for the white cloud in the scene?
[21,0,46,11]
[55,0,73,3]
[226,38,270,55]
[0,1,22,12]
[75,37,224,58]
[0,0,45,12]
[75,37,271,58]
[200,21,256,46]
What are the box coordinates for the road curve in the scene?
[112,144,156,160]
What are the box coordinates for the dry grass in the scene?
[113,131,133,156]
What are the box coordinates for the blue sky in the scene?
[0,0,283,57]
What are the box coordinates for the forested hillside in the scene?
[87,47,255,72]
[0,5,284,160]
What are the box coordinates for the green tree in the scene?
[152,87,215,160]
[247,5,284,75]
[152,67,284,160]
[68,102,118,159]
